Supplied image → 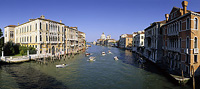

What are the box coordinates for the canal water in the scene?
[0,45,192,89]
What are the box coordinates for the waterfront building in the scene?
[118,34,133,49]
[100,32,106,40]
[144,21,166,63]
[4,25,16,43]
[132,32,138,52]
[4,15,85,55]
[93,41,96,45]
[66,26,79,54]
[5,15,65,55]
[105,39,116,46]
[133,31,145,54]
[78,31,86,51]
[106,35,111,39]
[162,1,200,76]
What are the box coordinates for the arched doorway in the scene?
[52,46,55,55]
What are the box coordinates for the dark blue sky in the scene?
[0,0,200,42]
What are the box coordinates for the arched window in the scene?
[58,26,60,32]
[30,25,31,31]
[35,23,37,30]
[46,23,48,30]
[194,37,197,48]
[194,18,198,30]
[40,22,42,29]
[40,35,42,41]
[46,36,48,41]
[186,18,190,30]
[30,36,31,43]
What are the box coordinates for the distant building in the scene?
[78,31,86,52]
[119,34,133,49]
[106,35,111,39]
[133,31,145,54]
[100,32,106,40]
[105,39,116,46]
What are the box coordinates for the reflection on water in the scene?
[0,45,192,89]
[2,65,68,89]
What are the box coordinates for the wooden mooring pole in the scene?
[182,70,184,85]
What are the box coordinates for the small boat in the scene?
[85,53,91,56]
[108,50,112,54]
[56,64,67,68]
[88,56,95,61]
[102,52,106,56]
[114,56,118,60]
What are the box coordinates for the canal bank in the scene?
[0,45,192,89]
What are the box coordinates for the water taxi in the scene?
[114,56,118,60]
[102,52,106,56]
[56,64,67,68]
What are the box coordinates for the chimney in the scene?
[40,15,45,19]
[60,20,62,23]
[182,1,188,14]
[165,14,169,22]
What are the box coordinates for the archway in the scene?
[52,46,55,55]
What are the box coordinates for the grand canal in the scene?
[0,45,191,89]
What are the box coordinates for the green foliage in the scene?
[19,46,27,55]
[19,46,37,55]
[3,41,36,56]
[3,41,19,56]
[28,47,37,54]
[20,50,25,56]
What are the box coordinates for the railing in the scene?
[193,48,199,54]
[184,48,189,54]
[168,31,179,36]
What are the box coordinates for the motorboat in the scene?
[102,52,106,56]
[108,50,112,54]
[114,56,118,60]
[56,64,67,68]
[88,56,95,61]
[85,53,91,56]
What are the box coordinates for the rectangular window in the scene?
[10,31,14,38]
[194,55,197,63]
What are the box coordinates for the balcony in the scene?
[193,48,199,54]
[184,48,189,54]
[168,31,179,36]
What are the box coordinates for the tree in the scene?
[3,41,16,56]
[0,28,3,37]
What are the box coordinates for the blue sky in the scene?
[0,0,200,42]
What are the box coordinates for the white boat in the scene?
[114,56,118,60]
[88,56,95,61]
[85,53,91,56]
[108,50,112,54]
[56,64,67,68]
[102,52,106,56]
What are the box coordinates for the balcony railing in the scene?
[184,48,189,54]
[193,48,199,54]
